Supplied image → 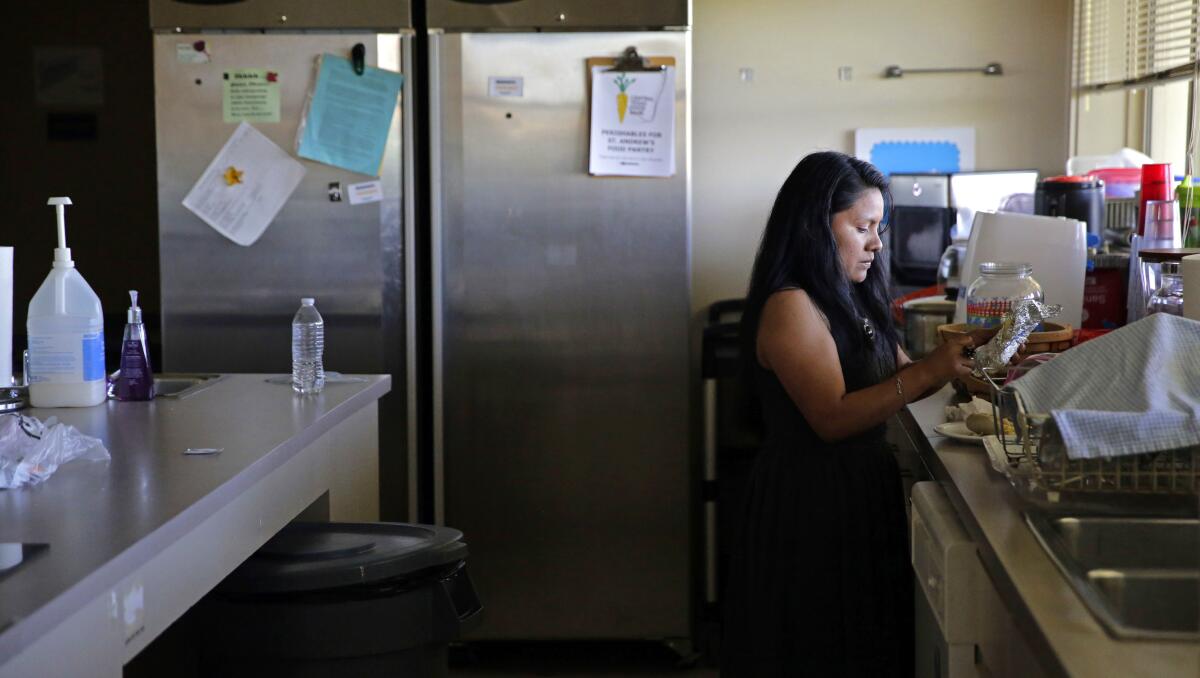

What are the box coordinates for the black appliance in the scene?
[889,174,954,287]
[1035,176,1105,239]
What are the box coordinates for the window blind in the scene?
[1075,0,1113,88]
[1075,0,1199,90]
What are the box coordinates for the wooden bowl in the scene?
[936,321,1074,363]
[937,321,1074,400]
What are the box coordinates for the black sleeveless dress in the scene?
[722,316,913,677]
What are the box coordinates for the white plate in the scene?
[934,421,986,445]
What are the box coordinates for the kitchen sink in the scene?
[153,374,223,398]
[1027,512,1200,639]
[1050,517,1200,571]
[107,373,224,399]
[1088,570,1200,635]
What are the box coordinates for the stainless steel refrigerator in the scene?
[426,0,692,644]
[149,0,417,519]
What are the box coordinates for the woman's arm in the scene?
[758,289,973,443]
[896,344,946,402]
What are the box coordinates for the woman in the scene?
[722,151,973,676]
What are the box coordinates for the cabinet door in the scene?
[973,555,1050,678]
[915,574,980,678]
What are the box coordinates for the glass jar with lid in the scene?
[965,262,1044,328]
[1146,261,1185,316]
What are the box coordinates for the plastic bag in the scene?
[0,413,109,488]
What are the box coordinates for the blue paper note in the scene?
[297,54,403,177]
[869,141,961,176]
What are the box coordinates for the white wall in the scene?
[691,0,1073,314]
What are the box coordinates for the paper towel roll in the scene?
[0,247,11,387]
[1184,254,1200,321]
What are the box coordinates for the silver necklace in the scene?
[860,315,876,342]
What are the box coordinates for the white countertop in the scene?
[0,374,390,667]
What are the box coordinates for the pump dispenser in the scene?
[50,197,74,267]
[26,197,106,407]
[114,290,154,401]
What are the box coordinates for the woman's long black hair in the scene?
[741,151,897,379]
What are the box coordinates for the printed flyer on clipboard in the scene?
[588,65,676,178]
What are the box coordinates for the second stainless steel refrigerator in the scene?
[150,0,416,520]
[427,0,693,643]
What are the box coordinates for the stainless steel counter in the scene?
[900,386,1200,677]
[0,374,390,677]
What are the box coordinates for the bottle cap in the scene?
[301,297,315,306]
[127,290,142,324]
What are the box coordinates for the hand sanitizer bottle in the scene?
[26,197,106,407]
[114,290,154,401]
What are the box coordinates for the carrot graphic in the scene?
[614,74,635,123]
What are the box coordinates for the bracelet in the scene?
[895,375,906,403]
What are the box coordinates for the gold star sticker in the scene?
[223,166,244,186]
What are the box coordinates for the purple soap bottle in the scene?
[114,290,155,401]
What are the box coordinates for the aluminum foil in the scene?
[972,299,1062,374]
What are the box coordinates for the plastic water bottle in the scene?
[291,298,324,394]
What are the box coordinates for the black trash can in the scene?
[195,522,481,678]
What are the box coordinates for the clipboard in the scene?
[585,48,676,178]
[585,56,676,72]
[586,48,675,82]
[584,48,676,100]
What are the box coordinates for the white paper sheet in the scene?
[183,122,306,247]
[588,66,675,177]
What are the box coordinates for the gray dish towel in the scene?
[1008,314,1200,460]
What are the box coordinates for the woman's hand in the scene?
[923,334,975,382]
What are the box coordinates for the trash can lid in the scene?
[217,522,468,594]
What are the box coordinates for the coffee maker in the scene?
[1035,176,1105,239]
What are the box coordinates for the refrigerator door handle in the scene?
[428,31,446,527]
[403,31,420,524]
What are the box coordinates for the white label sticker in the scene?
[347,180,383,205]
[488,76,524,98]
[28,333,82,384]
[28,331,105,384]
[176,42,211,64]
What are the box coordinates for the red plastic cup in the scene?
[1139,163,1172,235]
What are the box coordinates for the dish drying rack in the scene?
[978,371,1200,510]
